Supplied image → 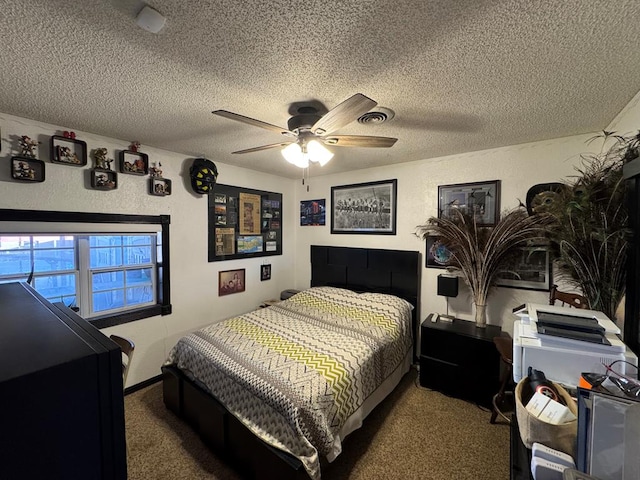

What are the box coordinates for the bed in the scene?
[162,246,420,480]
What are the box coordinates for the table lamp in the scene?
[437,274,458,322]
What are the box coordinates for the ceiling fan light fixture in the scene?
[282,142,309,168]
[306,140,333,166]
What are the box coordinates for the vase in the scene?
[474,303,487,328]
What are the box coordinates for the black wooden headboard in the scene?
[310,245,421,360]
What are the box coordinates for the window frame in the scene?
[0,209,171,328]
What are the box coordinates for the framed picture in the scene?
[150,178,172,196]
[438,180,500,226]
[90,169,118,190]
[425,235,453,268]
[50,135,87,166]
[261,264,271,281]
[218,269,245,296]
[119,150,149,175]
[331,179,397,234]
[11,156,45,182]
[300,199,326,226]
[496,245,552,291]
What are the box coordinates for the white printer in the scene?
[513,303,638,387]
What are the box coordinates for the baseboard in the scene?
[124,374,162,395]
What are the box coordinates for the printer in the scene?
[513,303,638,387]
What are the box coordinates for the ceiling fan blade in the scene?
[311,93,377,135]
[322,135,397,148]
[212,110,295,137]
[232,142,293,154]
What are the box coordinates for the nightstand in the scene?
[420,314,501,408]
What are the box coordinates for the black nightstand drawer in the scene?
[420,316,501,407]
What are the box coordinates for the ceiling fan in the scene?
[212,93,397,168]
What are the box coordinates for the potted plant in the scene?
[416,207,551,327]
[541,131,639,321]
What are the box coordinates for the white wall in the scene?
[3,87,639,386]
[292,134,605,336]
[0,112,296,387]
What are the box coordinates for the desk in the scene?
[510,415,533,480]
[420,315,501,407]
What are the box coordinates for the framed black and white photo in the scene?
[261,264,271,281]
[331,179,397,234]
[495,245,551,291]
[438,180,500,226]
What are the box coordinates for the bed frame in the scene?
[162,245,420,480]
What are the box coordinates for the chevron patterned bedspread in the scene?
[166,287,412,479]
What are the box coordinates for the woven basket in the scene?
[514,377,578,457]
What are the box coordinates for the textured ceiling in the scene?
[1,0,639,178]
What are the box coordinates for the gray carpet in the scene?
[124,368,510,479]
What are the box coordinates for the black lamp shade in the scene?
[437,275,458,298]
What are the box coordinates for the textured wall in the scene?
[0,112,296,387]
[293,133,606,336]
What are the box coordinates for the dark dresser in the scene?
[0,282,127,479]
[420,314,501,408]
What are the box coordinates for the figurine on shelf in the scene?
[19,136,40,158]
[57,145,81,164]
[149,161,163,178]
[93,147,113,170]
[129,141,141,153]
[13,160,36,180]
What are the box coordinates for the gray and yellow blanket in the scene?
[165,286,413,479]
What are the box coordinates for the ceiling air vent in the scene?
[357,107,395,125]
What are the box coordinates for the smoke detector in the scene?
[357,107,395,125]
[136,5,166,33]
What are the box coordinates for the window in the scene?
[0,210,171,328]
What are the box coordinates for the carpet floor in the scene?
[124,368,510,479]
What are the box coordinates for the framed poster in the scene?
[425,235,453,269]
[300,199,326,226]
[208,184,282,262]
[239,192,261,234]
[438,180,500,226]
[495,245,552,291]
[331,179,397,234]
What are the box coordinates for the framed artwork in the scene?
[438,180,500,226]
[208,184,282,262]
[119,150,149,175]
[150,178,172,196]
[261,264,271,281]
[218,269,245,296]
[90,169,118,190]
[331,179,397,234]
[11,156,45,182]
[496,245,552,291]
[300,199,326,226]
[50,135,87,166]
[425,235,453,268]
[239,192,261,234]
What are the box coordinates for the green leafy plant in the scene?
[543,131,639,321]
[416,207,551,327]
